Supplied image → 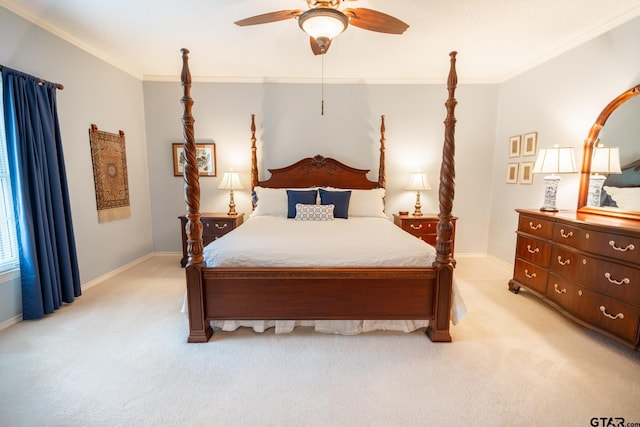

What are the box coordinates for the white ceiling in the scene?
[2,0,640,83]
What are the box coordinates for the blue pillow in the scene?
[319,189,351,219]
[286,190,318,218]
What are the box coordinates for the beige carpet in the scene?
[0,254,638,427]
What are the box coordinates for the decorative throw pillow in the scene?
[319,188,351,219]
[295,204,334,221]
[286,189,318,218]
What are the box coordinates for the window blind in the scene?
[0,77,19,272]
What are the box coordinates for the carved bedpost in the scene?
[250,114,258,190]
[180,48,203,267]
[378,115,386,188]
[428,51,458,343]
[181,48,211,343]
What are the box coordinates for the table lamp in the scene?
[587,145,621,207]
[532,145,577,212]
[406,172,432,216]
[217,171,244,216]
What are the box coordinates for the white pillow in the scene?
[295,203,334,221]
[602,186,640,211]
[251,187,287,217]
[325,187,386,217]
[251,186,319,217]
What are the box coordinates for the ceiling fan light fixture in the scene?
[298,8,348,40]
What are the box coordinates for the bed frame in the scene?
[179,48,458,343]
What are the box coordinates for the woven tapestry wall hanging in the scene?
[89,124,131,223]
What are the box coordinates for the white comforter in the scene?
[203,216,436,268]
[189,216,466,335]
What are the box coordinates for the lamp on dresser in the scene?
[532,145,577,212]
[406,172,431,217]
[218,171,244,216]
[587,144,621,207]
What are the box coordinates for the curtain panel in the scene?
[2,67,81,319]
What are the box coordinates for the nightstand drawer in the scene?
[179,213,244,267]
[393,214,457,256]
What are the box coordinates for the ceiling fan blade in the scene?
[234,10,303,26]
[310,36,332,55]
[343,8,409,34]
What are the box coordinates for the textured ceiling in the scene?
[2,0,640,83]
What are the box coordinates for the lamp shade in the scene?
[298,8,348,39]
[591,146,622,174]
[217,171,244,190]
[532,146,577,175]
[406,172,432,191]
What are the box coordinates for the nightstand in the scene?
[393,214,457,256]
[178,213,244,267]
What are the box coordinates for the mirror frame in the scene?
[577,84,640,220]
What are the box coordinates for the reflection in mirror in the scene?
[577,84,640,220]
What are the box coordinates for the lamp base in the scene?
[587,174,606,207]
[227,190,237,216]
[540,175,561,212]
[413,191,423,217]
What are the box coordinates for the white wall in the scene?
[489,15,640,262]
[0,7,153,323]
[143,79,498,256]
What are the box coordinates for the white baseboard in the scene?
[0,314,22,331]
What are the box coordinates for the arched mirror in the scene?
[577,84,640,220]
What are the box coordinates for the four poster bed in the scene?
[179,48,459,343]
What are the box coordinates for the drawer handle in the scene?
[604,272,630,286]
[526,245,540,254]
[557,256,570,266]
[608,240,635,252]
[410,224,423,230]
[524,269,536,279]
[528,222,542,230]
[553,284,566,294]
[215,223,228,230]
[599,306,624,320]
[559,229,573,238]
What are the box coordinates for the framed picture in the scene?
[519,161,534,184]
[509,135,521,158]
[506,163,519,184]
[173,142,217,177]
[522,132,538,156]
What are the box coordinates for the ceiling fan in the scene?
[234,0,409,55]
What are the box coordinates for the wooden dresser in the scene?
[509,209,640,349]
[393,214,458,257]
[178,213,244,267]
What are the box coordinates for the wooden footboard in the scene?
[180,49,458,344]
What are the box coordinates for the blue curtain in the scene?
[2,67,81,319]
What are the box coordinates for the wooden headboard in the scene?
[249,114,386,190]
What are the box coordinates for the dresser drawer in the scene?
[518,215,554,239]
[551,246,640,305]
[516,235,551,266]
[514,258,548,294]
[580,229,639,265]
[580,287,640,344]
[546,273,583,317]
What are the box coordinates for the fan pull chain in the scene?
[321,54,325,116]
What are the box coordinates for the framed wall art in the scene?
[509,135,521,158]
[506,163,519,184]
[522,132,538,156]
[173,141,216,177]
[519,161,534,184]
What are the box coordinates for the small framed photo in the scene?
[519,161,534,184]
[522,132,538,156]
[509,135,521,158]
[173,142,217,177]
[506,163,519,184]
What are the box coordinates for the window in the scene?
[0,77,19,272]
